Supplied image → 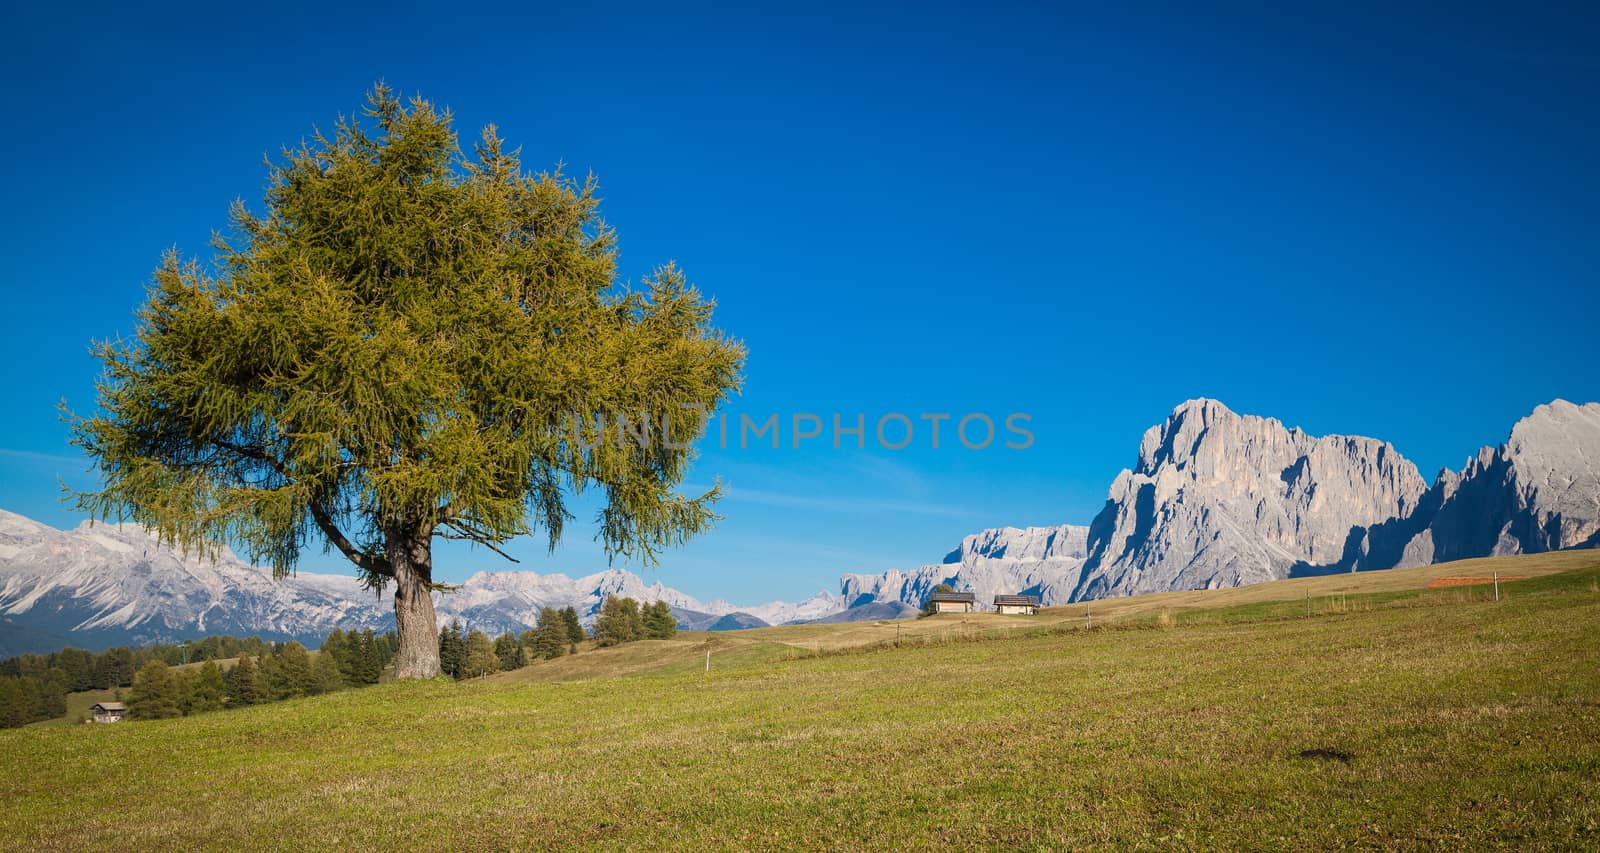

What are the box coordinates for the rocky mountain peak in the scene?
[1075,401,1432,599]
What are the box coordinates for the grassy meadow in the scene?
[2,551,1597,849]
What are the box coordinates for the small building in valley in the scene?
[90,702,127,724]
[993,594,1041,615]
[927,590,976,614]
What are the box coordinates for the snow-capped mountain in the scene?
[0,511,839,655]
[0,511,390,656]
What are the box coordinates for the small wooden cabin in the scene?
[90,702,127,723]
[993,594,1041,615]
[927,590,976,614]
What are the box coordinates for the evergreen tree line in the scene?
[0,672,68,728]
[5,599,685,723]
[437,605,585,680]
[0,634,280,695]
[126,630,398,720]
[594,597,676,647]
[434,598,676,679]
[0,633,314,728]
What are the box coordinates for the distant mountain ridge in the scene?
[0,512,844,655]
[843,399,1600,611]
[3,398,1596,655]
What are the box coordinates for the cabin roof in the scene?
[993,594,1041,606]
[92,702,127,712]
[929,591,976,603]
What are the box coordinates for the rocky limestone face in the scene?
[840,524,1092,611]
[1390,400,1600,565]
[948,525,1089,563]
[1070,399,1429,600]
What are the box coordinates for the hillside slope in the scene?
[2,553,1595,849]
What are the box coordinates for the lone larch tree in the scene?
[70,85,744,678]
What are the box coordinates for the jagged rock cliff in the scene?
[1070,399,1429,598]
[843,398,1600,609]
[840,523,1090,610]
[1377,399,1600,567]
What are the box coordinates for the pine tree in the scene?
[562,607,585,646]
[622,598,645,641]
[228,654,260,706]
[273,642,315,699]
[494,633,526,670]
[173,669,199,715]
[534,608,567,660]
[257,652,283,701]
[461,631,499,678]
[593,596,644,647]
[439,622,467,679]
[127,660,181,719]
[96,647,137,689]
[311,652,345,695]
[187,661,226,714]
[56,648,95,692]
[38,669,68,720]
[643,601,678,639]
[353,630,383,685]
[322,629,353,685]
[68,85,745,679]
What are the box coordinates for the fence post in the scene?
[1493,571,1500,602]
[1305,590,1310,618]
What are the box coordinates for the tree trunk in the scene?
[388,522,442,679]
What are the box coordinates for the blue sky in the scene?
[2,2,1597,604]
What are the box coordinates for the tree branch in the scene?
[308,498,393,577]
[212,438,392,578]
[436,527,521,564]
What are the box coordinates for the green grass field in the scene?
[3,551,1598,850]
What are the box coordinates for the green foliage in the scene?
[310,653,345,695]
[321,628,384,686]
[3,635,280,702]
[642,600,677,639]
[0,673,67,728]
[460,632,499,679]
[494,633,526,671]
[93,648,136,689]
[321,629,352,683]
[354,630,387,685]
[127,661,181,720]
[593,596,644,647]
[183,661,227,715]
[561,607,585,646]
[532,608,568,660]
[226,654,260,706]
[67,84,745,677]
[438,622,466,679]
[53,649,95,693]
[265,643,315,700]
